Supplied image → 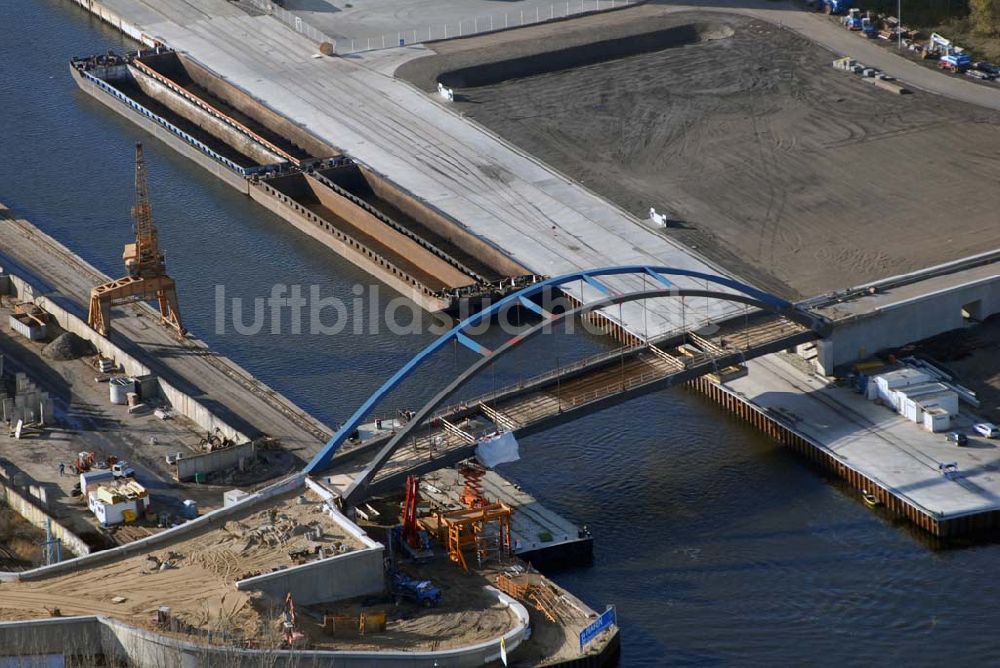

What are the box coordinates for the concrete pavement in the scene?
[730,354,1000,519]
[282,0,632,48]
[77,0,753,342]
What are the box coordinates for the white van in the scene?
[973,423,1000,439]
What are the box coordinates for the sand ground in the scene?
[0,489,524,652]
[399,7,1000,299]
[298,555,517,652]
[0,491,361,640]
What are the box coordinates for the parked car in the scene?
[973,423,1000,439]
[946,431,969,446]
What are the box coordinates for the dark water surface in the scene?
[2,2,999,665]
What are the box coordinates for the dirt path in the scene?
[398,8,1000,298]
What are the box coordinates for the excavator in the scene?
[88,143,185,338]
[925,33,972,72]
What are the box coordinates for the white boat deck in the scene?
[421,468,590,556]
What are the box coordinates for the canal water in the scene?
[4,1,1000,664]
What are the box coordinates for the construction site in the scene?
[0,141,614,662]
[0,0,999,664]
[398,7,1000,299]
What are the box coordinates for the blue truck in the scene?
[391,572,442,608]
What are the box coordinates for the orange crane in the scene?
[282,592,306,646]
[88,143,185,337]
[402,475,421,549]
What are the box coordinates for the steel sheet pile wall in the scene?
[686,376,1000,537]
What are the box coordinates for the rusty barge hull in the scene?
[70,52,532,313]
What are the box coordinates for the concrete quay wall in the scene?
[65,0,156,47]
[0,478,91,558]
[0,587,530,667]
[235,546,385,605]
[0,617,105,659]
[236,477,385,605]
[174,441,256,482]
[4,271,251,446]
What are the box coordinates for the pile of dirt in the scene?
[42,332,95,361]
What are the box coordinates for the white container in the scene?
[109,376,134,405]
[223,489,250,508]
[8,315,46,341]
[923,407,951,432]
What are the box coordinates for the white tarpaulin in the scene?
[475,431,520,468]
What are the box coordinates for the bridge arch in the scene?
[334,285,825,506]
[306,266,824,480]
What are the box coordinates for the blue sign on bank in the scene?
[579,605,616,652]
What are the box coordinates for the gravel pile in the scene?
[42,332,95,361]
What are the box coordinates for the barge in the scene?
[70,51,538,313]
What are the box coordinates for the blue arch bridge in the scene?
[304,265,830,509]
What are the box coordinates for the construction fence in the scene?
[247,0,633,54]
[342,0,634,53]
[243,0,335,46]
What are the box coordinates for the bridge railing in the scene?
[427,342,642,422]
[377,358,690,482]
[427,314,723,422]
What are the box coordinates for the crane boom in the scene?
[126,143,164,278]
[88,143,184,337]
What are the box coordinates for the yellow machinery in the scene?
[433,502,512,572]
[88,143,185,337]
